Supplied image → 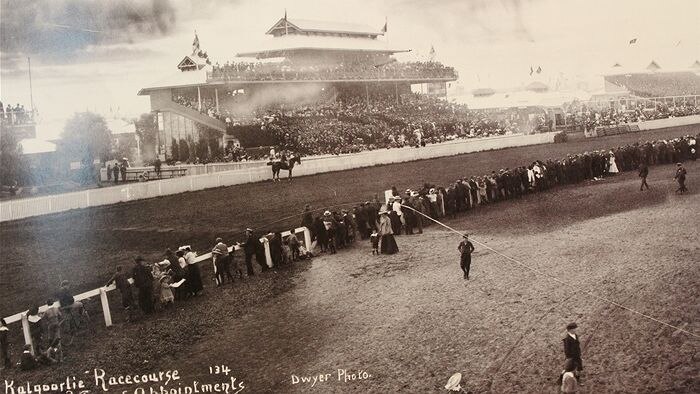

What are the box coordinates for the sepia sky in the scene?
[1,0,699,139]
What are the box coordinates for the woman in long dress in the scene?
[608,151,619,174]
[378,207,399,255]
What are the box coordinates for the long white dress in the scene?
[608,154,619,173]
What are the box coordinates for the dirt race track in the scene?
[1,125,699,393]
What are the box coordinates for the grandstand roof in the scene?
[453,90,591,110]
[647,60,662,71]
[266,18,383,37]
[236,34,409,58]
[19,138,56,155]
[525,81,549,92]
[138,68,209,94]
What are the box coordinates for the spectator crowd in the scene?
[1,101,34,126]
[209,60,458,82]
[564,101,700,131]
[169,84,700,161]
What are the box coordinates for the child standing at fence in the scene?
[287,230,301,261]
[370,230,379,255]
[159,275,175,308]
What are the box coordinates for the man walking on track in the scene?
[563,322,584,385]
[638,163,649,191]
[674,163,688,194]
[458,234,475,280]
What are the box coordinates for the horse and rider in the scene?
[267,148,302,182]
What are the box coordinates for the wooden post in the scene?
[300,227,312,250]
[197,86,202,111]
[99,288,113,327]
[21,312,34,355]
[215,88,219,112]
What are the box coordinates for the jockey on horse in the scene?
[268,147,301,182]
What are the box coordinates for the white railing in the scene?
[3,227,312,354]
[0,133,560,222]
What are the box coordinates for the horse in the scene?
[270,155,302,182]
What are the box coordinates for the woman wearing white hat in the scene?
[607,151,619,174]
[378,206,399,254]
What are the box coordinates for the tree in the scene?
[135,113,158,162]
[0,128,31,186]
[178,139,189,162]
[170,138,179,162]
[61,112,112,164]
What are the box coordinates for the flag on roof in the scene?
[629,38,637,45]
[192,31,200,55]
[529,66,534,76]
[536,66,542,74]
[381,17,387,33]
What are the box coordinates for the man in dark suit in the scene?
[458,234,475,280]
[638,163,649,191]
[242,228,259,276]
[674,163,688,194]
[563,322,583,384]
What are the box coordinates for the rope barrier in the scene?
[400,204,700,340]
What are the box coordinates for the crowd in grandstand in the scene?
[2,131,695,371]
[171,90,699,161]
[209,60,457,82]
[261,94,519,155]
[1,101,34,125]
[605,72,700,97]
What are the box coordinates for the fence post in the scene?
[21,312,34,355]
[300,227,312,250]
[99,288,113,327]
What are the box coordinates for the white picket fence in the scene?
[2,227,312,354]
[0,133,556,222]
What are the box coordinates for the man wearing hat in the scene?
[132,256,154,314]
[674,163,688,194]
[563,322,584,383]
[212,237,233,286]
[458,234,475,279]
[242,228,260,276]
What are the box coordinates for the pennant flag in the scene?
[536,66,542,74]
[192,31,200,55]
[529,66,534,76]
[284,8,287,20]
[429,45,436,59]
[381,17,387,33]
[629,38,637,45]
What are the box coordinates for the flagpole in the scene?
[28,57,35,114]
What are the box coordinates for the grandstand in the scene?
[138,15,458,160]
